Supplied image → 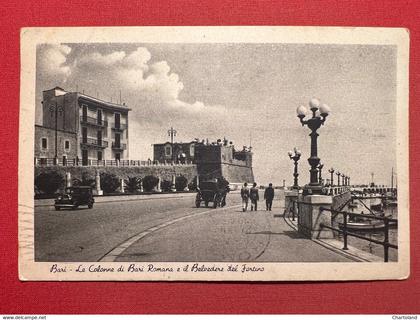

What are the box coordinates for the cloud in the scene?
[37,44,72,78]
[78,51,126,68]
[70,46,226,117]
[37,45,230,159]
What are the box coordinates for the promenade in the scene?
[35,191,378,263]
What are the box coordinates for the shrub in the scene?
[35,171,64,195]
[175,175,188,191]
[188,176,198,191]
[73,172,95,188]
[161,180,173,192]
[142,175,159,192]
[125,176,141,193]
[100,172,120,194]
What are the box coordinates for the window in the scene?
[97,109,102,125]
[114,113,121,129]
[165,145,172,156]
[41,138,47,150]
[190,144,195,156]
[97,151,102,161]
[64,140,70,151]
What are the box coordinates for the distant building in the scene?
[34,87,131,165]
[153,141,197,164]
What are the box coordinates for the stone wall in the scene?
[35,125,78,159]
[35,165,198,189]
[221,163,254,184]
[332,191,352,211]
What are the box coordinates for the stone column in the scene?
[297,194,333,239]
[157,176,162,192]
[171,175,176,191]
[120,178,125,193]
[65,172,72,188]
[93,171,103,196]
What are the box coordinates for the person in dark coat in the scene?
[250,182,259,211]
[240,182,250,212]
[264,183,275,211]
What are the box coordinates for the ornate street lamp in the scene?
[318,162,324,185]
[336,171,341,186]
[329,168,335,187]
[296,98,331,194]
[167,127,177,163]
[288,147,302,189]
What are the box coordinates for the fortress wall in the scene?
[221,163,254,184]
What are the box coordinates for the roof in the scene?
[154,141,196,146]
[78,93,131,112]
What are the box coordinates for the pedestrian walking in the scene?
[240,182,250,212]
[264,183,275,211]
[250,182,259,211]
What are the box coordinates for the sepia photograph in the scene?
[18,26,409,281]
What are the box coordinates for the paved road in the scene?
[35,191,352,262]
[35,193,212,261]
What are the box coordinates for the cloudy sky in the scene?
[36,43,397,186]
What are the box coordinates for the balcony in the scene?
[81,138,108,149]
[80,116,108,128]
[111,123,127,131]
[112,142,127,151]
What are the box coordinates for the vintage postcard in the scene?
[19,26,409,281]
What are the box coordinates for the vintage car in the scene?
[195,180,229,208]
[54,186,94,210]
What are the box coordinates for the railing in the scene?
[80,116,108,127]
[324,186,351,196]
[35,157,194,167]
[111,123,127,131]
[81,138,108,148]
[111,142,127,150]
[319,207,398,262]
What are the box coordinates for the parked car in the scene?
[54,186,94,210]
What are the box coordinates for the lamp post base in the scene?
[302,184,324,196]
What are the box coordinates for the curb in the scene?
[35,193,197,208]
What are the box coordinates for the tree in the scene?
[142,175,159,192]
[35,171,64,195]
[100,172,120,194]
[175,175,188,191]
[73,172,95,188]
[124,176,141,193]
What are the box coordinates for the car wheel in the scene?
[88,203,93,209]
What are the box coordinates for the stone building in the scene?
[153,139,254,183]
[34,87,131,165]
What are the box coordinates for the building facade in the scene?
[35,87,131,165]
